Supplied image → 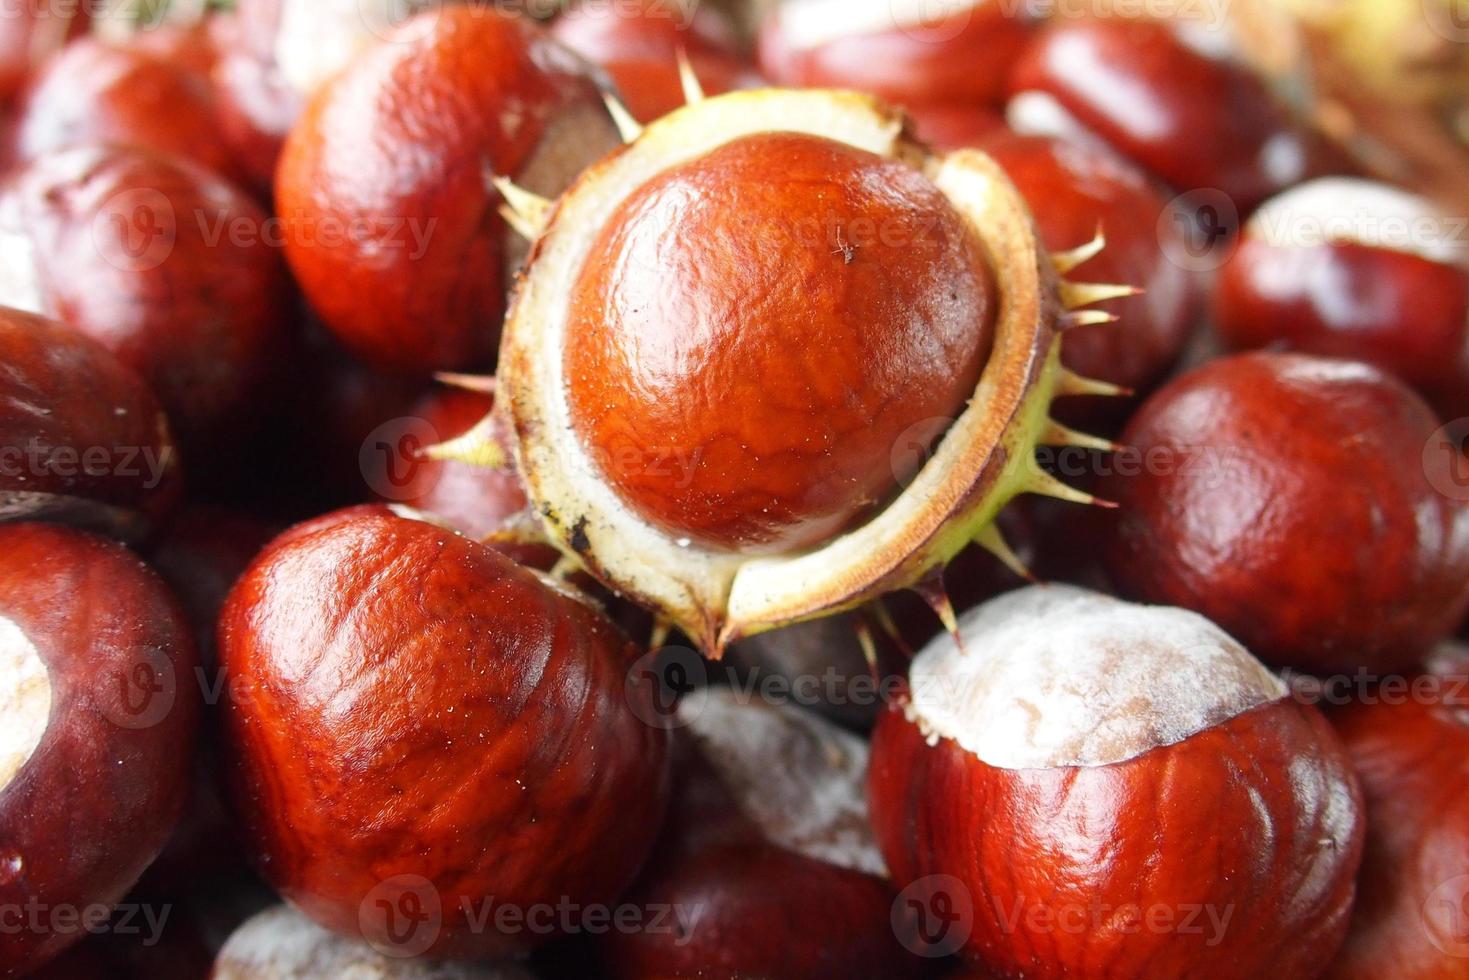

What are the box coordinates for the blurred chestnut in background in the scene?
[276,7,621,375]
[1102,352,1469,675]
[759,0,1036,114]
[902,102,1006,152]
[1214,178,1469,421]
[219,506,670,960]
[1005,16,1342,212]
[551,0,756,123]
[1325,645,1469,978]
[600,687,920,979]
[11,34,239,185]
[213,904,535,979]
[0,145,293,449]
[0,523,200,975]
[870,585,1365,976]
[979,131,1200,425]
[0,1,89,106]
[0,306,180,540]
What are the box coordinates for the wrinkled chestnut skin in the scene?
[599,734,919,979]
[1102,353,1469,674]
[388,387,554,567]
[1325,653,1469,979]
[551,0,754,123]
[12,35,237,184]
[759,1,1035,110]
[218,506,671,960]
[870,696,1365,977]
[0,2,89,105]
[566,131,997,552]
[276,8,618,375]
[980,132,1199,423]
[1215,234,1469,422]
[0,307,180,539]
[0,524,200,976]
[1006,17,1340,211]
[0,145,293,448]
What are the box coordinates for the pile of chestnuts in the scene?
[1,1,1467,978]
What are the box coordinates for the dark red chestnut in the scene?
[0,523,200,975]
[276,7,621,375]
[0,145,293,447]
[218,505,670,960]
[0,2,89,105]
[759,0,1036,112]
[1102,352,1469,674]
[600,687,920,979]
[1325,645,1469,978]
[213,904,535,979]
[0,306,180,540]
[901,102,1005,152]
[870,584,1365,976]
[1005,16,1342,211]
[1214,178,1469,421]
[11,34,238,184]
[551,0,756,123]
[978,131,1200,422]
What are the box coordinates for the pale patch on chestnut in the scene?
[905,584,1288,769]
[0,615,51,792]
[773,0,987,51]
[1005,90,1108,153]
[679,687,887,877]
[1248,177,1469,268]
[214,904,533,979]
[0,224,47,318]
[273,0,421,95]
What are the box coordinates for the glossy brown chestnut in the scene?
[0,145,293,447]
[1325,646,1469,979]
[1005,16,1341,211]
[218,505,671,960]
[213,904,534,979]
[0,306,180,540]
[600,688,920,979]
[0,523,200,975]
[1213,178,1469,421]
[11,34,238,184]
[869,585,1365,977]
[565,130,997,552]
[551,0,755,123]
[276,7,620,375]
[1102,352,1469,674]
[979,131,1200,421]
[759,0,1035,111]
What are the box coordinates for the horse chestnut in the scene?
[1213,178,1469,421]
[0,145,293,447]
[1103,352,1469,674]
[1005,16,1340,211]
[1325,646,1469,978]
[276,7,621,375]
[218,505,670,960]
[551,0,755,123]
[870,584,1365,976]
[0,523,200,975]
[600,687,919,979]
[0,307,180,540]
[0,1,89,105]
[759,0,1036,111]
[213,904,534,979]
[11,34,238,185]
